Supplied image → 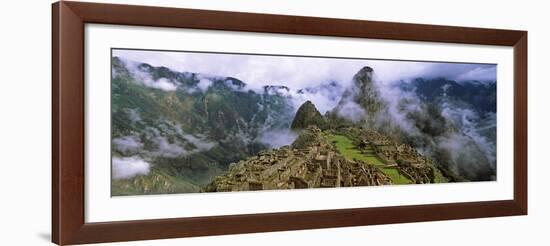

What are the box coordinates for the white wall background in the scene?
[0,0,547,245]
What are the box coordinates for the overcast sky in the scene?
[113,49,496,90]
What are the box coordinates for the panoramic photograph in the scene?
[111,48,497,196]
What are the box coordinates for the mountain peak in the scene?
[353,66,374,88]
[330,66,383,123]
[359,66,374,73]
[263,85,290,96]
[291,101,327,130]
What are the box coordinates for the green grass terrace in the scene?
[325,133,412,185]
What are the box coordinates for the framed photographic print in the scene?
[52,1,527,245]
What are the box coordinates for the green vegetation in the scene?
[325,133,412,185]
[110,56,489,196]
[326,134,378,163]
[379,167,411,184]
[432,166,450,183]
[111,57,296,195]
[111,168,201,196]
[291,100,327,130]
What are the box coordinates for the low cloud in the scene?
[153,136,187,158]
[453,65,496,82]
[440,103,496,167]
[183,133,216,151]
[371,73,496,180]
[124,108,141,123]
[368,61,496,85]
[116,58,180,91]
[151,78,178,91]
[141,122,217,158]
[258,129,298,148]
[112,156,151,179]
[289,82,344,114]
[113,49,496,93]
[112,135,143,154]
[196,77,213,91]
[335,100,366,123]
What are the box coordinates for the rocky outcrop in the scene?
[291,101,327,130]
[334,66,385,116]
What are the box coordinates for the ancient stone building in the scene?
[339,127,435,184]
[204,126,392,192]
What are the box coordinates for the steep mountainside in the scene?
[111,59,497,196]
[401,78,496,116]
[111,57,295,195]
[328,66,385,125]
[327,66,495,181]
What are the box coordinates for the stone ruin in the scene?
[344,127,435,184]
[204,126,392,192]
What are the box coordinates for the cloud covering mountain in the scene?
[114,49,496,90]
[111,48,497,194]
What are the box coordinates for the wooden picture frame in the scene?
[52,1,527,245]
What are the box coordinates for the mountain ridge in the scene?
[111,58,497,195]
